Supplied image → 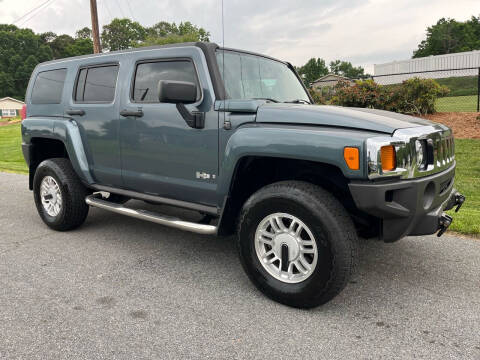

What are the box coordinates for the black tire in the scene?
[237,181,358,308]
[33,158,90,231]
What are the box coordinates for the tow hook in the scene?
[437,213,453,237]
[454,193,465,212]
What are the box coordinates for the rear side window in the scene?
[31,69,67,104]
[75,65,119,103]
[132,60,200,103]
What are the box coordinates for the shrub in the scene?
[330,77,449,115]
[331,79,386,108]
[308,88,327,104]
[396,78,449,115]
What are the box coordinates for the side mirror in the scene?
[158,80,197,104]
[158,80,204,129]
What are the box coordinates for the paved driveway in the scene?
[1,172,479,359]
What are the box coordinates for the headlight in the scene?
[415,140,427,170]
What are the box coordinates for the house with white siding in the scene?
[0,97,25,118]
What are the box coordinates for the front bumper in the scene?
[349,164,463,242]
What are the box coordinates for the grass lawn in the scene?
[0,123,28,174]
[436,95,478,112]
[0,123,478,236]
[446,138,480,236]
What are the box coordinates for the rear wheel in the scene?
[33,158,89,231]
[237,181,358,308]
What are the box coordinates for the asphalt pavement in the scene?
[0,172,479,359]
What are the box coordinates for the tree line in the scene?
[413,15,480,58]
[1,14,479,100]
[0,19,209,100]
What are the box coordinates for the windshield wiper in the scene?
[252,97,279,103]
[284,99,311,104]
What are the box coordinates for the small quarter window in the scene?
[31,68,67,104]
[75,65,119,103]
[133,60,200,103]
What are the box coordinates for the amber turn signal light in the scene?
[344,147,359,170]
[381,145,396,171]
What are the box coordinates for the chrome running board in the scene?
[85,195,217,235]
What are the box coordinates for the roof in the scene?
[312,74,353,83]
[37,41,289,66]
[38,42,214,66]
[0,97,25,105]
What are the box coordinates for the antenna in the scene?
[221,0,226,124]
[221,0,225,78]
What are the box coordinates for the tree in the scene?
[65,38,93,57]
[329,60,366,79]
[413,16,480,58]
[0,72,15,98]
[101,18,146,51]
[138,21,210,47]
[75,27,92,40]
[49,34,75,58]
[0,25,51,99]
[297,58,329,86]
[0,24,93,99]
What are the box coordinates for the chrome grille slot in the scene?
[394,125,455,179]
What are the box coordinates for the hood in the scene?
[255,104,435,134]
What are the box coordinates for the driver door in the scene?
[119,55,218,207]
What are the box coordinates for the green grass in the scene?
[0,123,478,235]
[436,76,478,97]
[0,123,28,174]
[446,139,480,236]
[436,95,478,112]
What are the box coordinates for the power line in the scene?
[12,0,52,24]
[123,0,136,21]
[113,0,126,18]
[101,0,113,21]
[17,0,58,27]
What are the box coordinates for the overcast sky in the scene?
[1,0,479,73]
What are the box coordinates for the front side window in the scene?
[75,65,119,102]
[31,68,67,104]
[216,50,310,103]
[132,60,200,103]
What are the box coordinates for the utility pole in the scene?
[90,0,102,54]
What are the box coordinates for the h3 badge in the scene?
[196,171,216,180]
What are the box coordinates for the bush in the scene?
[308,88,327,104]
[397,78,449,115]
[330,77,449,115]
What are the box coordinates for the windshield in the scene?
[216,50,310,103]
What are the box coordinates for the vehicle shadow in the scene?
[79,200,480,313]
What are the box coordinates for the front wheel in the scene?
[237,181,358,308]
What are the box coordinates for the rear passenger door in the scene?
[67,63,122,187]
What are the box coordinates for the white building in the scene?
[0,97,25,118]
[373,50,480,85]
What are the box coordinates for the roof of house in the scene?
[0,97,25,105]
[312,74,353,83]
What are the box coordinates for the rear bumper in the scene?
[349,164,461,242]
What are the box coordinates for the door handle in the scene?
[66,109,85,116]
[120,109,144,117]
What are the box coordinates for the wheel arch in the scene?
[23,118,93,190]
[217,155,358,236]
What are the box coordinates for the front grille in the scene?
[424,130,455,174]
[394,125,455,179]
